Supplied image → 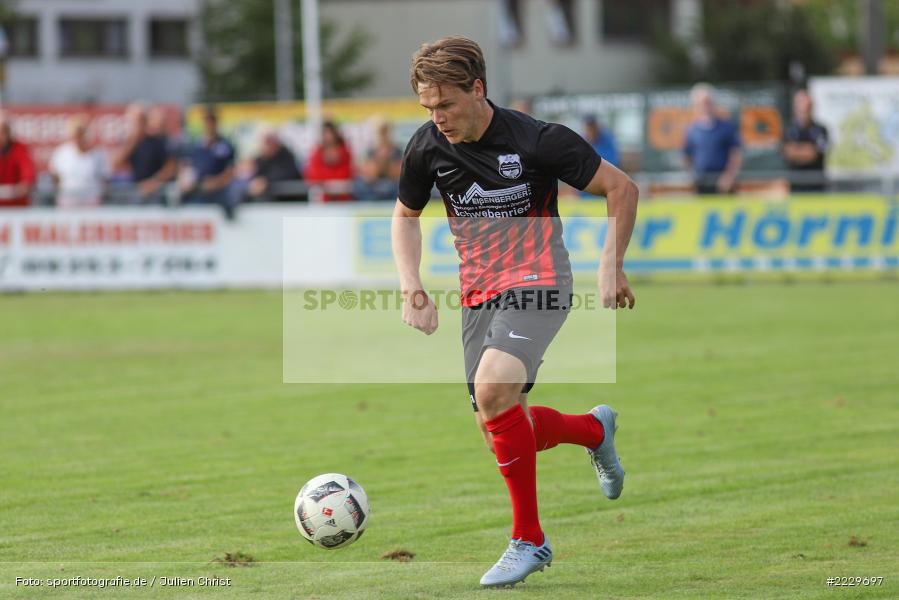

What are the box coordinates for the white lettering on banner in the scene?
[0,209,224,290]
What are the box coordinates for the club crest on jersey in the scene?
[497,154,523,179]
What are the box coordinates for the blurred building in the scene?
[3,0,201,105]
[321,0,701,100]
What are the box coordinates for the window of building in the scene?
[548,0,577,46]
[3,17,39,57]
[59,18,128,58]
[499,0,524,48]
[601,0,671,42]
[149,18,189,58]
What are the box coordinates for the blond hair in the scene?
[410,36,487,95]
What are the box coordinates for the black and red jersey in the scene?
[398,101,602,306]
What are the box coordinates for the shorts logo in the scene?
[498,154,523,179]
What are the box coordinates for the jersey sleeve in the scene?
[398,133,434,210]
[536,123,602,191]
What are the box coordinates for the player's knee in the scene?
[473,382,517,419]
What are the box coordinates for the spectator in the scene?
[49,116,109,208]
[305,121,353,202]
[0,112,36,207]
[178,106,236,217]
[509,98,533,116]
[783,89,829,193]
[356,118,402,200]
[247,130,304,202]
[112,103,176,203]
[683,83,742,195]
[582,114,620,167]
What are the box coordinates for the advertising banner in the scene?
[3,105,182,173]
[0,208,223,290]
[356,196,899,278]
[809,77,899,176]
[2,196,896,292]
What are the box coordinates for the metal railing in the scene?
[10,169,899,210]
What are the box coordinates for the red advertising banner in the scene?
[2,105,182,173]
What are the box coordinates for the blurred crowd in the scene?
[0,103,408,215]
[0,85,830,213]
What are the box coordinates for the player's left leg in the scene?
[524,395,605,452]
[526,396,625,499]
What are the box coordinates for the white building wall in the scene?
[320,0,689,102]
[5,0,201,105]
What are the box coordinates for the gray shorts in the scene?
[463,286,571,411]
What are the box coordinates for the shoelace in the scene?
[495,540,529,572]
[590,450,609,475]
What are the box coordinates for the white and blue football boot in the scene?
[480,535,552,588]
[587,404,625,499]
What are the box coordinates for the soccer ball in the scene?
[294,473,370,549]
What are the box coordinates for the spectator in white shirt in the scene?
[49,116,109,208]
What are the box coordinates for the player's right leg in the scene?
[474,349,551,587]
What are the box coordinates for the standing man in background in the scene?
[683,83,742,195]
[783,89,829,193]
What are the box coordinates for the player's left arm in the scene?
[582,161,639,309]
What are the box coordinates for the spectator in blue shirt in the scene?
[583,114,620,167]
[178,106,236,218]
[578,115,621,199]
[683,83,742,195]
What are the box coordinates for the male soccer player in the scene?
[391,37,638,587]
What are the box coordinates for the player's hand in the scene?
[401,289,438,335]
[599,267,636,310]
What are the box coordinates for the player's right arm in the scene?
[392,200,438,335]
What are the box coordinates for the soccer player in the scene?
[391,37,638,588]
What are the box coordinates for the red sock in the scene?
[529,406,604,452]
[485,404,543,546]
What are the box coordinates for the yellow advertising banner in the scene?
[356,196,899,279]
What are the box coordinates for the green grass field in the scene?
[1,283,897,599]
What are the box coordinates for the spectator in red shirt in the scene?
[0,113,36,207]
[305,121,353,201]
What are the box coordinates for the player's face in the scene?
[417,82,481,144]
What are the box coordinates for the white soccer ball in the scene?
[294,473,370,549]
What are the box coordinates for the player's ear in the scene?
[472,79,485,100]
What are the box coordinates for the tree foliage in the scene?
[0,1,20,29]
[199,0,373,101]
[653,0,844,84]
